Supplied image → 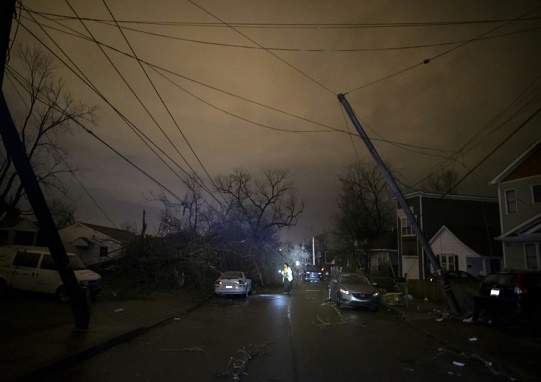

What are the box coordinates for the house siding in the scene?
[397,193,499,280]
[58,223,127,266]
[498,176,541,234]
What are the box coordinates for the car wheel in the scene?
[56,285,69,303]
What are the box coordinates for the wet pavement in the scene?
[1,290,540,381]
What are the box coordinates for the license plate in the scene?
[226,286,233,289]
[490,289,500,296]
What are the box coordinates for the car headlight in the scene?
[339,288,349,295]
[373,291,380,297]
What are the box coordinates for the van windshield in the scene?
[40,254,87,271]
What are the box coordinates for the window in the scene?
[525,244,540,270]
[533,185,541,204]
[438,254,457,271]
[402,236,417,257]
[505,189,517,213]
[99,246,108,257]
[401,218,413,235]
[13,251,41,268]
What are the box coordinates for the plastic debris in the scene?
[113,308,124,313]
[453,361,465,367]
[469,337,478,342]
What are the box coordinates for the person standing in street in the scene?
[283,263,293,295]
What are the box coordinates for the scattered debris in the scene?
[453,361,465,367]
[113,308,124,313]
[213,345,259,380]
[160,347,206,353]
[432,347,447,359]
[469,337,478,342]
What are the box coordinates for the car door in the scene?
[11,251,42,292]
[34,254,62,294]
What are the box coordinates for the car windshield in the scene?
[341,274,370,285]
[305,265,318,272]
[222,272,243,279]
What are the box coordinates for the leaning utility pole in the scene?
[338,93,460,314]
[0,0,90,328]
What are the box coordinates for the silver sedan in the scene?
[329,273,381,311]
[214,271,252,297]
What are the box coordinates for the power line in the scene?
[17,7,225,211]
[23,11,541,29]
[345,5,541,95]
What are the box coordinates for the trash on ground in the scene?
[469,337,478,342]
[453,361,465,367]
[213,345,259,380]
[113,308,124,313]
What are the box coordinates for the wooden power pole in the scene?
[338,93,460,315]
[0,0,90,329]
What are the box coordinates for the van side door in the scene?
[11,251,42,292]
[34,254,62,294]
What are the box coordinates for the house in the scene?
[429,224,502,278]
[0,216,39,246]
[366,230,399,277]
[58,222,137,266]
[490,139,541,270]
[397,192,501,280]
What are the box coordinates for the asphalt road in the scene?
[47,282,511,382]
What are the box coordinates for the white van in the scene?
[0,245,101,302]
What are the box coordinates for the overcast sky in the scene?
[4,0,541,243]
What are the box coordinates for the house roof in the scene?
[490,138,541,184]
[496,213,541,243]
[433,224,503,257]
[402,191,496,203]
[0,217,38,231]
[79,222,137,243]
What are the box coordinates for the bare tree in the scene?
[1,45,97,217]
[335,161,395,270]
[214,168,304,284]
[422,169,458,195]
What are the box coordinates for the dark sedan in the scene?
[302,264,323,282]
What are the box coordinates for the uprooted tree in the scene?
[1,45,97,225]
[151,168,304,289]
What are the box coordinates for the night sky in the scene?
[4,0,541,243]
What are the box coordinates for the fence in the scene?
[405,279,480,313]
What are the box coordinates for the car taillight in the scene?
[215,281,222,285]
[237,280,245,285]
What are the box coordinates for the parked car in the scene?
[0,245,101,302]
[302,264,322,282]
[214,271,252,297]
[473,271,541,325]
[328,272,381,311]
[429,270,478,282]
[320,264,332,279]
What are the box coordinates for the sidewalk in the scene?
[0,292,208,382]
[384,298,541,381]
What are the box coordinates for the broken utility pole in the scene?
[0,0,90,329]
[337,93,460,315]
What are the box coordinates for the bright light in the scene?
[339,288,349,295]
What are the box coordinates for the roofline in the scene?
[402,191,497,203]
[490,138,541,185]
